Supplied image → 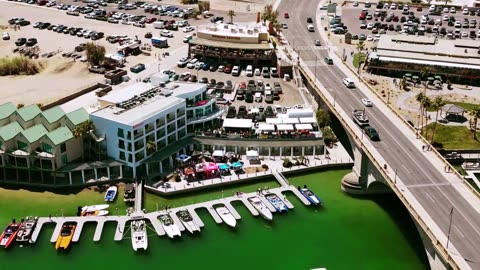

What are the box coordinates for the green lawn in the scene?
[426,101,479,112]
[352,53,366,68]
[423,123,480,150]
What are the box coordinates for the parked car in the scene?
[26,38,37,46]
[270,67,278,77]
[261,67,270,78]
[86,63,105,73]
[2,32,10,40]
[130,63,145,73]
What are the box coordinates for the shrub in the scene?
[0,56,42,76]
[282,158,292,168]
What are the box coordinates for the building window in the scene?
[135,150,145,161]
[119,151,126,161]
[187,110,194,119]
[118,140,125,149]
[127,131,132,140]
[128,142,132,151]
[128,154,132,163]
[134,139,144,150]
[60,143,66,153]
[42,143,53,154]
[61,154,68,165]
[156,118,165,127]
[17,141,27,151]
[117,128,124,138]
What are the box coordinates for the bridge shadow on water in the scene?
[330,113,353,158]
[349,192,431,270]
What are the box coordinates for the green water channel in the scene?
[0,169,429,270]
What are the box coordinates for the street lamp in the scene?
[446,207,455,249]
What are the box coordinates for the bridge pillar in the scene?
[341,137,391,195]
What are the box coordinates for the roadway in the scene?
[277,0,480,268]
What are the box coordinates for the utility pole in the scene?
[446,207,454,249]
[394,168,397,184]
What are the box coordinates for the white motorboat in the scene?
[104,186,118,202]
[176,209,200,234]
[16,216,38,243]
[131,219,148,251]
[215,206,236,228]
[159,214,181,239]
[81,210,109,216]
[248,196,273,221]
[82,204,109,212]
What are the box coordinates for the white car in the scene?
[160,30,173,37]
[366,35,373,41]
[254,68,260,76]
[443,7,449,13]
[183,26,194,33]
[186,58,198,69]
[2,32,10,40]
[361,98,373,107]
[450,7,456,13]
[463,8,469,15]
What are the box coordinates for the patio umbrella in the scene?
[191,150,202,157]
[203,150,211,156]
[433,80,442,85]
[434,75,442,81]
[404,73,412,77]
[218,164,230,170]
[405,77,412,81]
[427,77,434,81]
[232,161,243,169]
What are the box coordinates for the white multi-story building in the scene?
[90,80,222,178]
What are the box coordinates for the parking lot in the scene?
[337,2,480,42]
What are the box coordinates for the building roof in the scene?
[442,104,466,114]
[197,23,268,37]
[66,108,89,126]
[0,122,23,141]
[17,104,41,122]
[222,118,253,128]
[46,126,74,145]
[98,82,153,105]
[0,102,16,121]
[21,124,48,143]
[42,106,65,124]
[190,37,273,50]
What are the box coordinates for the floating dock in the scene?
[29,174,312,244]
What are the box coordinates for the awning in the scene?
[295,123,313,130]
[246,150,259,157]
[276,124,294,131]
[299,117,317,123]
[218,163,230,170]
[282,118,299,124]
[222,118,253,129]
[266,118,282,124]
[212,150,225,157]
[232,161,243,169]
[257,123,275,131]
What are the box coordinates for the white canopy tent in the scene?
[222,118,253,129]
[266,118,282,124]
[257,123,276,131]
[276,124,294,131]
[246,150,259,160]
[299,117,317,124]
[212,150,225,157]
[295,123,313,130]
[282,118,299,124]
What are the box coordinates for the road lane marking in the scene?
[454,225,465,238]
[425,192,435,203]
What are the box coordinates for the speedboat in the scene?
[264,193,288,212]
[215,206,236,228]
[104,186,118,202]
[16,217,38,243]
[159,214,181,239]
[176,209,200,234]
[248,196,273,221]
[0,220,22,248]
[298,185,322,206]
[131,219,147,251]
[55,222,76,250]
[82,204,109,212]
[81,210,109,216]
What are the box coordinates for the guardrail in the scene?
[298,64,464,270]
[339,54,480,199]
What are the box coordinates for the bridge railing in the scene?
[298,63,465,270]
[335,52,480,199]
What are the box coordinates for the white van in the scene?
[254,92,262,102]
[246,65,253,77]
[307,24,315,32]
[342,78,355,88]
[153,21,165,29]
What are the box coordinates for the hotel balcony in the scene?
[186,97,215,109]
[187,108,224,125]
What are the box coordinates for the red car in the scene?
[284,13,289,18]
[145,17,157,23]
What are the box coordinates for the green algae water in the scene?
[0,169,429,270]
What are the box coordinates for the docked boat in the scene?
[81,210,109,217]
[298,185,322,206]
[55,222,76,250]
[0,220,22,248]
[104,186,118,202]
[124,183,135,203]
[81,204,109,212]
[176,209,200,234]
[265,193,288,212]
[248,196,273,221]
[16,217,38,243]
[215,206,236,228]
[159,214,181,238]
[131,219,148,251]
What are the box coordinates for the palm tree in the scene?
[262,4,273,23]
[422,97,432,139]
[470,106,480,140]
[146,140,157,155]
[415,92,426,129]
[419,67,432,92]
[399,77,407,90]
[73,120,95,161]
[430,96,446,143]
[356,41,365,73]
[227,10,236,24]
